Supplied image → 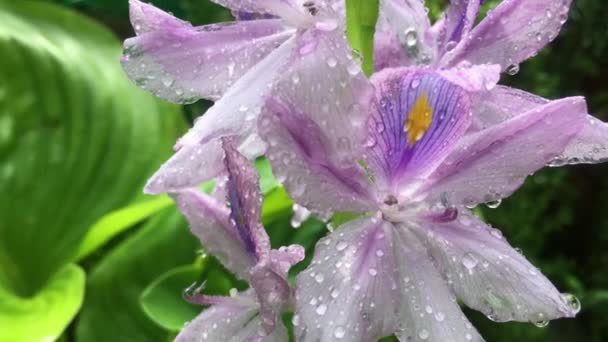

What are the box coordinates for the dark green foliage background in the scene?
[2,0,607,341]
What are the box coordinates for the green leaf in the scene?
[0,0,184,296]
[75,196,174,261]
[0,263,85,342]
[140,265,203,332]
[76,208,199,342]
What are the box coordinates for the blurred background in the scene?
[0,0,606,341]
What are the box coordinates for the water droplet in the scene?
[506,64,520,76]
[434,312,445,322]
[326,57,338,68]
[462,253,479,269]
[404,28,418,47]
[315,304,327,315]
[291,204,311,228]
[534,320,549,328]
[161,77,174,88]
[368,268,378,276]
[347,61,361,75]
[334,326,346,339]
[315,273,325,283]
[418,329,429,340]
[292,314,300,326]
[563,293,581,314]
[375,249,385,257]
[411,79,421,89]
[238,105,249,112]
[330,288,340,298]
[336,241,348,251]
[291,74,300,84]
[485,199,502,209]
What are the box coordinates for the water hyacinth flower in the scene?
[172,138,304,341]
[121,0,346,194]
[257,34,590,340]
[375,0,608,164]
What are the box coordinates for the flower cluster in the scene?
[123,0,608,341]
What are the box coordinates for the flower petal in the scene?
[128,0,188,35]
[436,0,481,54]
[378,0,434,64]
[555,116,608,165]
[294,217,400,342]
[122,1,293,103]
[392,225,484,342]
[258,29,375,217]
[250,245,304,334]
[365,68,472,191]
[172,188,256,280]
[222,137,270,261]
[472,87,608,165]
[438,62,501,93]
[176,293,287,342]
[144,37,297,194]
[470,85,548,131]
[420,97,587,207]
[416,210,577,322]
[444,0,573,71]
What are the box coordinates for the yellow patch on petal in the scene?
[405,92,433,147]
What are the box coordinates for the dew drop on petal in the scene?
[316,304,327,315]
[418,329,429,340]
[506,64,520,76]
[563,293,581,314]
[334,326,346,339]
[462,253,479,269]
[534,320,549,328]
[336,241,348,251]
[485,199,502,209]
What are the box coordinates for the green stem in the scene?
[345,0,380,77]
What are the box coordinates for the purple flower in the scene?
[376,0,608,165]
[257,31,587,339]
[171,138,304,341]
[121,0,345,194]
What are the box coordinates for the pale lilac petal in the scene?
[554,116,608,165]
[122,1,293,103]
[258,28,376,217]
[374,28,410,71]
[470,85,548,131]
[294,217,400,341]
[128,0,187,35]
[420,97,587,207]
[444,0,573,71]
[436,0,481,54]
[259,97,374,218]
[172,189,256,280]
[145,139,225,194]
[144,38,297,194]
[250,264,291,335]
[251,245,304,334]
[365,68,472,192]
[176,293,287,342]
[471,86,608,165]
[416,210,577,322]
[222,138,270,260]
[438,62,501,93]
[378,0,434,64]
[392,225,484,342]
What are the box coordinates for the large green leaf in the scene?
[140,264,203,332]
[0,0,184,297]
[0,264,85,342]
[76,208,199,342]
